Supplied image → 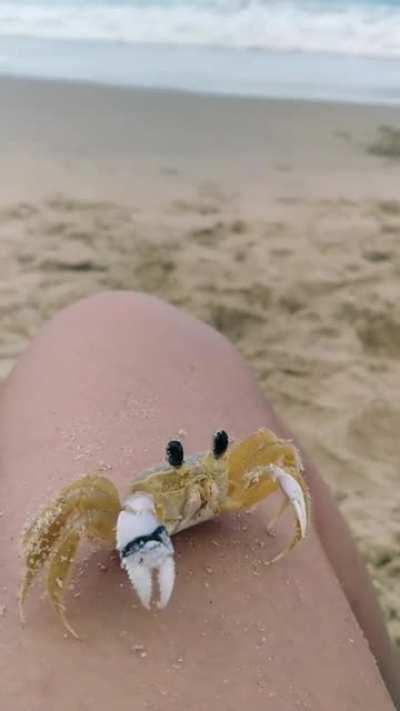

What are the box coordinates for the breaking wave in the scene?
[1,0,400,59]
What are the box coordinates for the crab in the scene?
[19,428,310,638]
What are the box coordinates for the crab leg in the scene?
[47,528,81,639]
[265,464,308,564]
[270,465,308,537]
[19,475,121,629]
[266,497,290,536]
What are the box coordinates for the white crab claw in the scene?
[157,555,175,609]
[269,465,307,538]
[125,563,153,609]
[116,492,175,609]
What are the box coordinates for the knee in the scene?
[29,289,247,370]
[39,289,221,344]
[42,290,179,334]
[6,290,259,406]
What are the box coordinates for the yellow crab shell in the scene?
[130,428,304,533]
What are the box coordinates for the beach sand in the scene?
[1,76,399,644]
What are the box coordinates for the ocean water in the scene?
[0,0,400,103]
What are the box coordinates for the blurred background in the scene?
[1,0,400,101]
[0,0,399,644]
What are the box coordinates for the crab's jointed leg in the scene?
[224,429,310,562]
[265,464,308,564]
[270,465,307,538]
[241,463,309,564]
[46,528,81,638]
[266,497,290,536]
[19,474,121,637]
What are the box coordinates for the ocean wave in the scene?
[1,0,400,59]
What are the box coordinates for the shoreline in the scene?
[1,37,400,106]
[2,69,400,110]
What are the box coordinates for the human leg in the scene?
[0,292,397,710]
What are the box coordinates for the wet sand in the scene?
[1,75,400,644]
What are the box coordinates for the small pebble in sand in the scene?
[171,655,184,670]
[132,644,147,658]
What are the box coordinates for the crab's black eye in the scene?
[212,430,229,458]
[166,440,184,468]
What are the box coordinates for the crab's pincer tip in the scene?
[269,464,308,538]
[156,555,175,609]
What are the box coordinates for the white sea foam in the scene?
[1,0,400,59]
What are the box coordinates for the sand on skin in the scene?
[0,76,399,645]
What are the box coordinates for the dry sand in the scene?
[0,76,399,644]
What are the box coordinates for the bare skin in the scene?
[0,291,398,711]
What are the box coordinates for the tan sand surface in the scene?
[0,77,399,644]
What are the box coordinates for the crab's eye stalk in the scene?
[213,430,229,458]
[166,440,184,468]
